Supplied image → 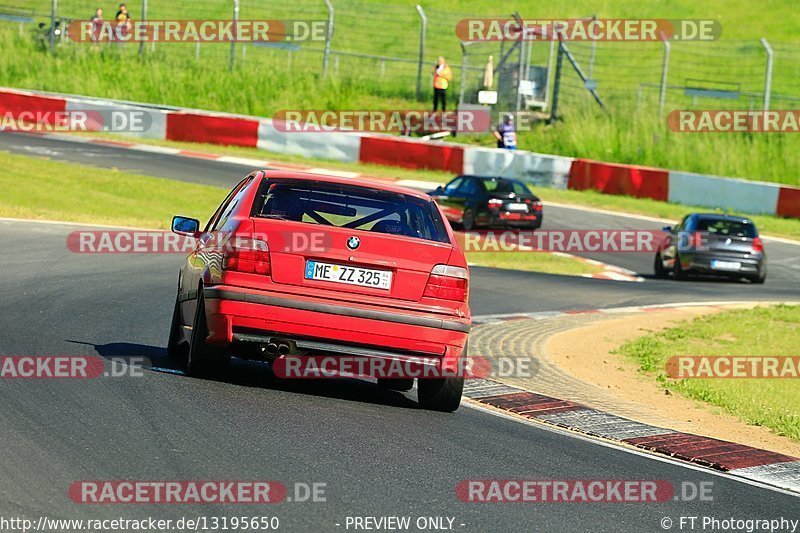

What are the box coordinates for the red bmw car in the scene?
[167,170,471,411]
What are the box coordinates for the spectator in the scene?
[114,3,130,42]
[432,56,452,111]
[90,8,103,44]
[115,3,129,23]
[493,114,517,150]
[483,55,494,90]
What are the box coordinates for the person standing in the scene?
[493,114,517,150]
[432,56,453,111]
[114,3,131,41]
[90,8,103,45]
[115,3,129,23]
[483,55,494,90]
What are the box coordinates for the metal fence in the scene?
[7,0,800,120]
[550,37,800,121]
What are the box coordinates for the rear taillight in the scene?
[532,201,543,211]
[488,199,504,209]
[752,237,764,253]
[223,238,271,275]
[423,264,468,302]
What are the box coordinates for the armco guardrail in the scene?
[0,87,797,218]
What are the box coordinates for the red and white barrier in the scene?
[0,88,66,123]
[777,186,800,218]
[463,147,573,189]
[167,111,259,147]
[1,86,798,219]
[358,134,465,174]
[63,97,168,140]
[569,159,669,201]
[257,120,361,163]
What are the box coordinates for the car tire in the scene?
[418,375,463,412]
[462,208,476,231]
[187,289,230,378]
[672,255,686,280]
[749,264,767,284]
[654,254,667,279]
[377,378,414,391]
[166,291,189,361]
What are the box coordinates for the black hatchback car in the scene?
[430,176,543,231]
[655,213,766,283]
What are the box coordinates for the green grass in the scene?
[0,149,600,276]
[0,150,223,228]
[615,304,800,441]
[2,0,800,184]
[467,251,604,276]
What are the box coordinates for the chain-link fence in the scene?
[550,36,800,122]
[5,1,800,120]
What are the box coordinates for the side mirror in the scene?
[662,225,673,233]
[434,186,445,194]
[172,215,200,236]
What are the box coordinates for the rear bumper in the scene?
[683,252,763,275]
[202,285,470,367]
[485,211,542,227]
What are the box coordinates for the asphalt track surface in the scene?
[0,131,798,531]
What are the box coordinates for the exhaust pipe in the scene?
[277,343,291,356]
[265,343,278,355]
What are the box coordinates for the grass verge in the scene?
[0,149,599,276]
[0,149,222,228]
[615,304,800,441]
[468,251,604,276]
[4,0,800,185]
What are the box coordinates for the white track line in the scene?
[463,400,800,498]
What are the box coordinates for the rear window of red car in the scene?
[251,179,450,243]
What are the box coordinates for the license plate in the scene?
[507,202,528,211]
[305,261,392,290]
[711,260,741,270]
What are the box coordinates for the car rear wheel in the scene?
[187,290,230,378]
[654,254,667,279]
[672,256,686,280]
[462,208,476,231]
[749,264,767,284]
[166,291,189,361]
[377,378,414,391]
[418,375,463,412]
